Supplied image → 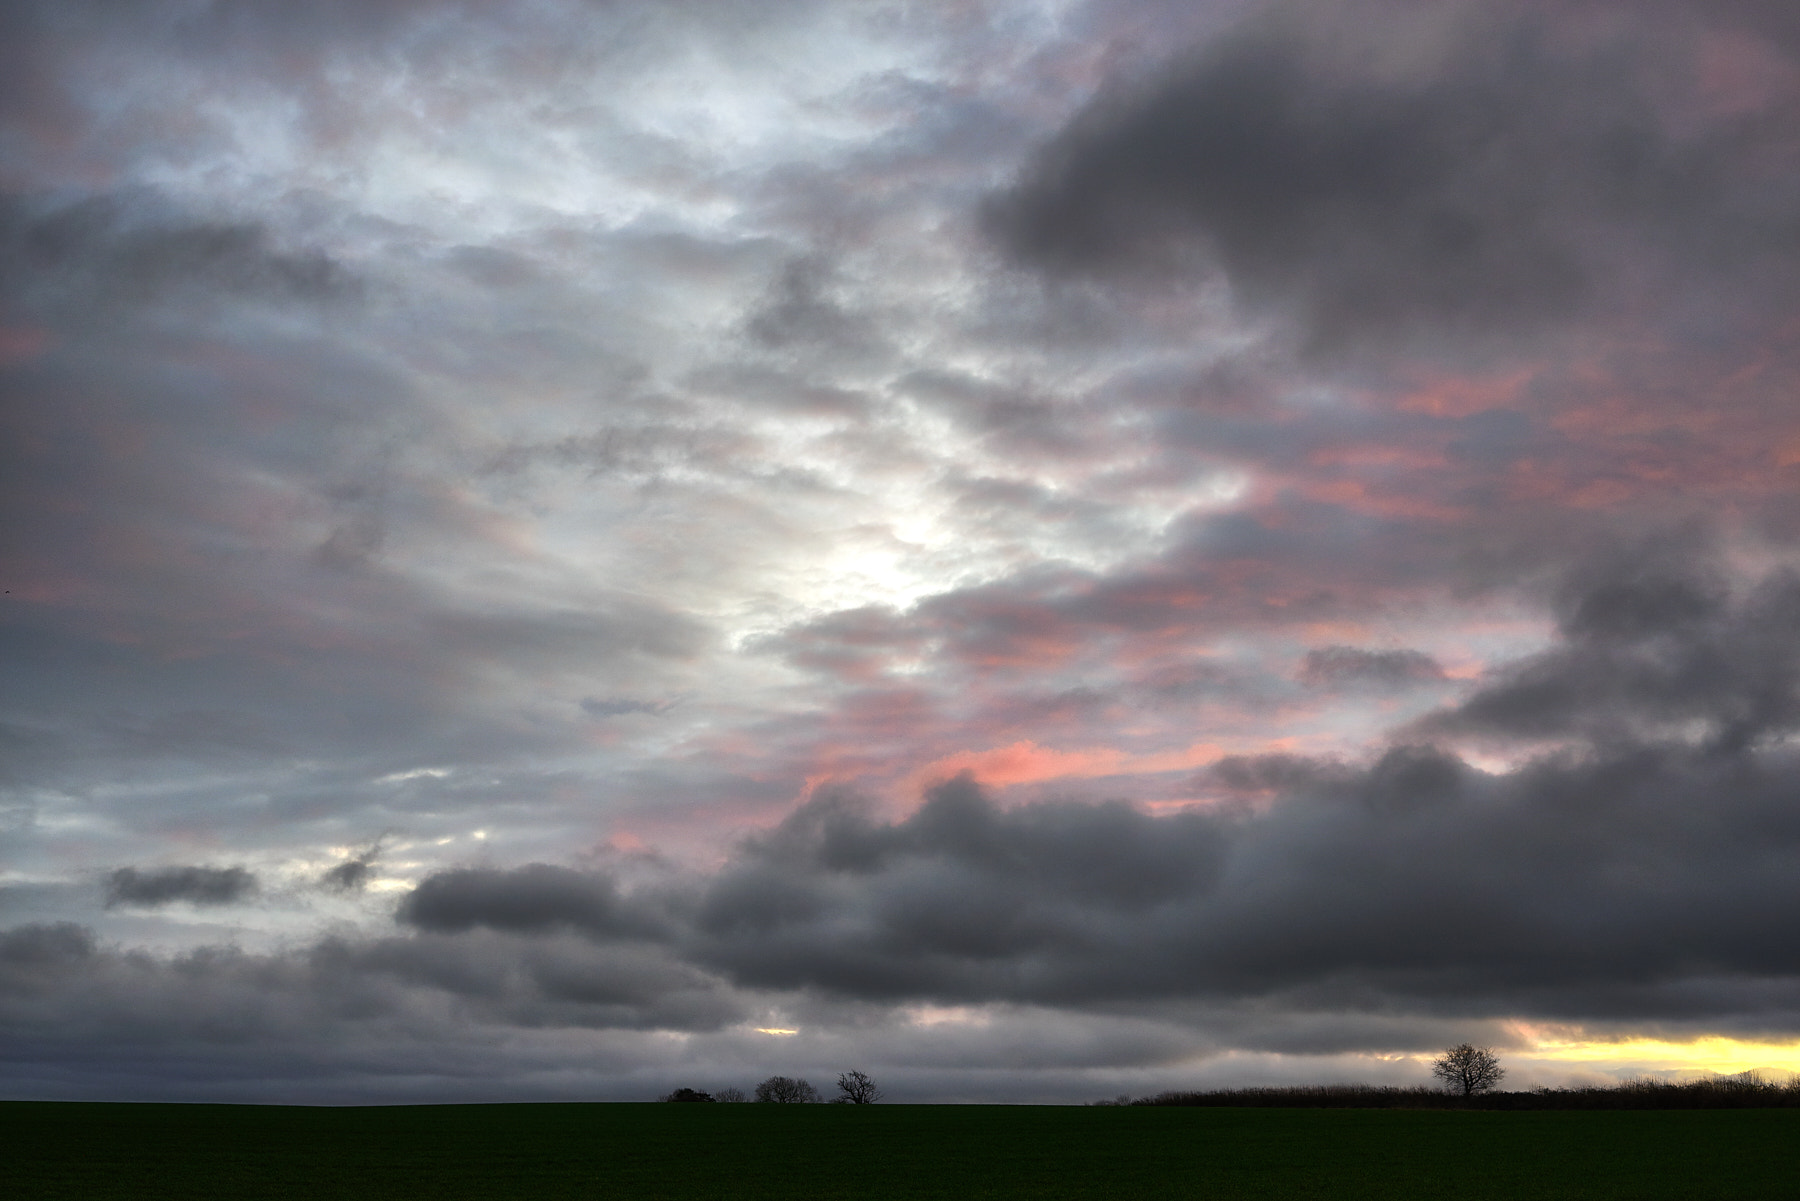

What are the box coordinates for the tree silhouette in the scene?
[834,1069,882,1104]
[754,1075,819,1103]
[661,1087,714,1102]
[1431,1044,1505,1095]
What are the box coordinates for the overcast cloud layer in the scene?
[7,0,1800,1102]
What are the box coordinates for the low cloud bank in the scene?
[7,553,1800,1099]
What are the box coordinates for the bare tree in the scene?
[833,1069,882,1104]
[754,1075,820,1103]
[1431,1044,1505,1096]
[713,1086,747,1103]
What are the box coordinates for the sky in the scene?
[6,0,1800,1104]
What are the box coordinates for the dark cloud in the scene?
[320,839,385,894]
[1206,752,1346,797]
[678,738,1800,1026]
[674,553,1800,1020]
[691,777,1229,1000]
[1428,547,1800,753]
[0,193,355,311]
[987,0,1800,355]
[104,866,259,909]
[320,858,373,894]
[0,922,96,970]
[339,929,742,1031]
[0,921,748,1101]
[1299,646,1446,688]
[396,864,678,941]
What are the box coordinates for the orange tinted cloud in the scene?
[908,738,1257,792]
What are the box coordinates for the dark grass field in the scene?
[8,1100,1797,1200]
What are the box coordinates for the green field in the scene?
[8,1100,1795,1200]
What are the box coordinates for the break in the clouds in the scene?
[6,0,1800,1101]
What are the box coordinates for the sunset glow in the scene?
[1507,1030,1800,1080]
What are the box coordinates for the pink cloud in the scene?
[906,738,1281,794]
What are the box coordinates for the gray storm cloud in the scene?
[986,0,1800,356]
[397,863,683,941]
[685,552,1800,1014]
[1425,539,1800,753]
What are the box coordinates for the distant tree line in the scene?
[662,1071,882,1105]
[1097,1045,1799,1109]
[1112,1075,1800,1110]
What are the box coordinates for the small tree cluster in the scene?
[665,1072,881,1104]
[754,1075,820,1104]
[1431,1044,1505,1096]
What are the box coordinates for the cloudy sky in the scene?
[7,0,1800,1103]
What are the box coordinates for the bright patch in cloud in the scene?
[1511,1027,1800,1079]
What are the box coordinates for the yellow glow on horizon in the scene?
[753,1027,799,1037]
[1508,1025,1800,1077]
